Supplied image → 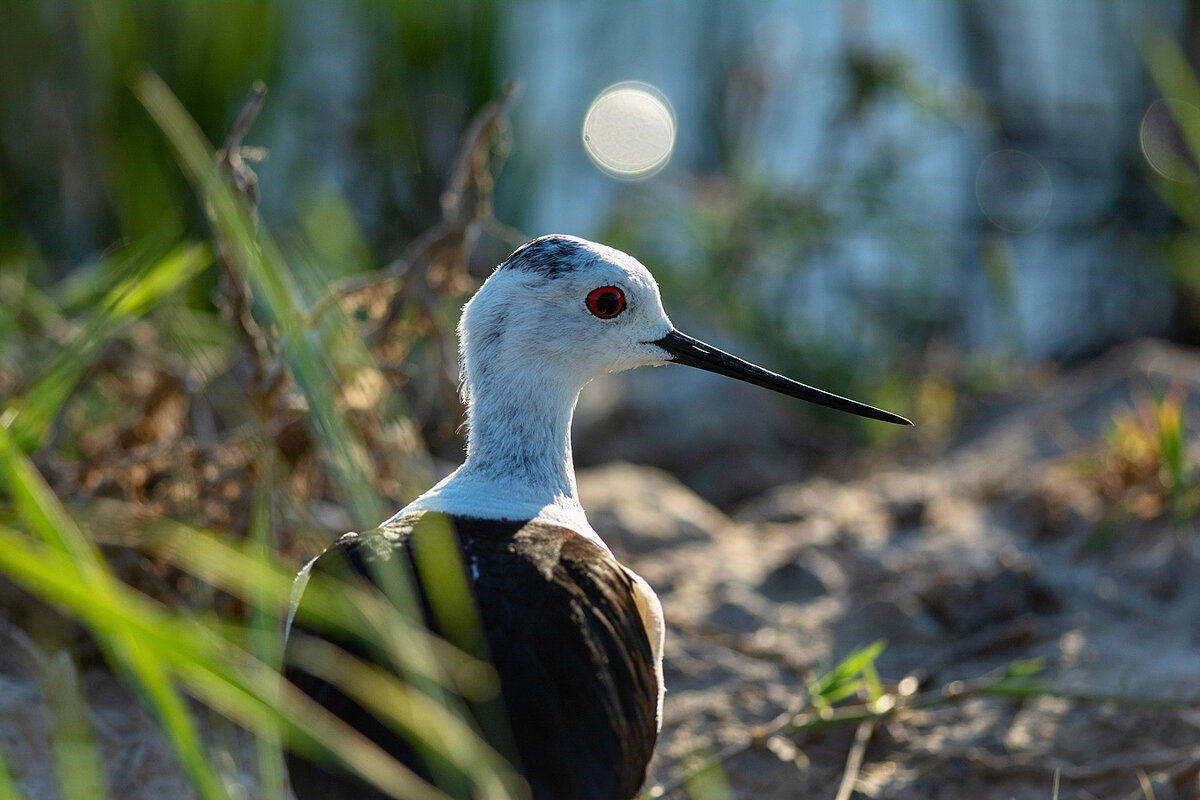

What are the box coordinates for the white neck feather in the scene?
[390,366,607,550]
[463,370,581,501]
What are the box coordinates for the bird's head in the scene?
[459,235,674,399]
[459,234,911,426]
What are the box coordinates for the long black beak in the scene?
[653,329,912,426]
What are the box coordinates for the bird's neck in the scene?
[393,370,603,543]
[460,375,582,507]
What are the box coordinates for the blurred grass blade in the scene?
[681,748,734,800]
[248,467,286,800]
[1141,28,1200,161]
[405,514,521,775]
[0,526,441,800]
[170,645,455,800]
[835,640,887,676]
[0,746,25,800]
[1140,29,1200,230]
[132,69,384,527]
[861,659,884,704]
[85,502,506,752]
[1001,658,1044,679]
[0,423,231,800]
[38,650,110,800]
[120,510,485,693]
[3,242,211,450]
[984,657,1055,697]
[283,635,518,799]
[0,415,105,567]
[108,242,211,317]
[0,524,517,799]
[117,642,230,800]
[409,514,490,663]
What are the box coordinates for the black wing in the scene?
[284,513,658,800]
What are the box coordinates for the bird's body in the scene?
[285,514,658,800]
[284,235,909,799]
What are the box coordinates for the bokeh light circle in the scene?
[1140,98,1200,184]
[583,81,676,180]
[974,149,1053,234]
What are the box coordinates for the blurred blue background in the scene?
[3,0,1197,452]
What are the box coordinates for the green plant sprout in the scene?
[644,644,1193,800]
[1078,384,1199,535]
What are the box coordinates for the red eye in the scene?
[586,286,626,319]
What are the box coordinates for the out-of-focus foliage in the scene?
[0,1,278,257]
[0,4,520,790]
[0,0,518,557]
[1090,28,1200,533]
[1076,385,1199,536]
[0,57,524,795]
[1143,28,1200,311]
[0,0,500,267]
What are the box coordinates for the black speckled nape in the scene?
[499,235,602,279]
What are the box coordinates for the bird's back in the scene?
[284,512,659,800]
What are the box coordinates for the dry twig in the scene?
[211,81,281,411]
[833,719,876,800]
[306,82,525,425]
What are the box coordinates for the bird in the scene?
[283,234,911,800]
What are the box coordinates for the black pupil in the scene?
[594,291,621,316]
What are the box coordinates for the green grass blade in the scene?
[37,650,110,800]
[249,465,286,800]
[832,640,887,678]
[0,423,231,800]
[0,416,104,566]
[0,528,428,800]
[114,630,230,800]
[117,510,485,692]
[0,525,518,799]
[132,70,384,527]
[1141,28,1200,161]
[409,514,491,663]
[107,242,212,318]
[681,747,734,800]
[809,639,887,707]
[0,743,26,800]
[3,242,211,450]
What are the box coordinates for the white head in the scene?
[457,234,910,427]
[458,235,675,407]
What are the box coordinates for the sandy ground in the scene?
[3,338,1200,799]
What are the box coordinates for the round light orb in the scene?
[1141,98,1200,184]
[583,82,676,180]
[974,149,1053,234]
